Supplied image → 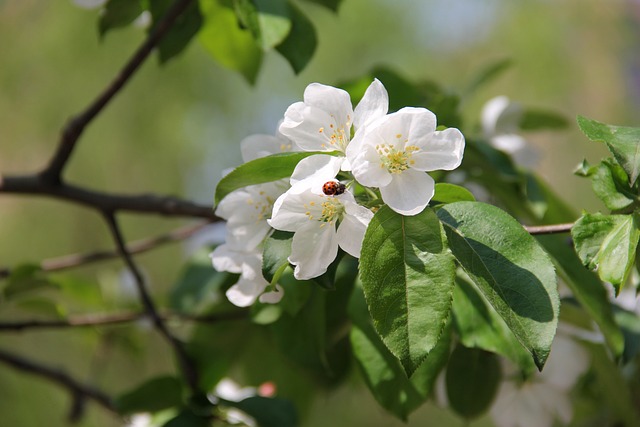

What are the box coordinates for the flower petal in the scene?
[379,169,435,216]
[259,284,284,304]
[290,154,343,188]
[303,83,353,124]
[226,277,266,307]
[350,143,393,187]
[240,133,296,162]
[353,78,388,131]
[210,244,245,274]
[411,128,465,171]
[269,189,323,232]
[336,201,373,258]
[289,221,339,279]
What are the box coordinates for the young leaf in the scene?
[199,0,263,84]
[262,230,293,284]
[437,201,559,370]
[453,275,535,374]
[115,376,183,414]
[577,115,640,185]
[445,345,501,419]
[214,151,326,205]
[571,213,640,293]
[233,0,292,50]
[359,206,456,376]
[588,159,637,212]
[99,0,144,37]
[432,183,476,205]
[349,286,451,421]
[221,396,298,427]
[149,0,202,63]
[536,234,624,358]
[275,2,317,74]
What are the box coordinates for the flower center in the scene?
[318,114,352,152]
[376,143,419,174]
[246,191,275,223]
[303,197,344,226]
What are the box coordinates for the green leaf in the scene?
[99,0,144,37]
[221,396,298,427]
[275,2,317,74]
[199,0,263,84]
[214,151,328,205]
[536,234,624,358]
[519,109,569,130]
[303,0,342,11]
[359,206,456,376]
[613,306,640,364]
[349,286,450,421]
[233,0,292,50]
[115,376,184,415]
[431,183,475,205]
[161,409,210,427]
[150,0,203,63]
[262,230,293,284]
[446,345,501,419]
[437,202,560,370]
[571,213,640,293]
[463,57,512,96]
[453,275,535,374]
[588,159,637,212]
[13,297,66,318]
[3,264,57,299]
[577,115,640,185]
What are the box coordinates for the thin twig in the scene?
[0,175,218,220]
[524,223,574,235]
[40,0,196,184]
[103,213,200,393]
[0,310,248,332]
[0,347,116,414]
[0,220,214,280]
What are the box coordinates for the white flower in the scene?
[279,79,388,170]
[212,379,258,427]
[481,96,538,168]
[268,164,373,280]
[210,245,283,307]
[490,333,588,427]
[348,107,465,216]
[215,180,288,252]
[240,127,299,162]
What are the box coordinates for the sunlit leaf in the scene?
[275,2,317,74]
[233,0,292,50]
[99,0,144,37]
[432,183,475,205]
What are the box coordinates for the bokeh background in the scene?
[1,0,639,425]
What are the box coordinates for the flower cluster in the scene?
[211,80,465,306]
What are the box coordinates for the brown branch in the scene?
[0,347,116,415]
[0,220,213,279]
[524,223,574,235]
[40,0,195,184]
[0,310,248,332]
[103,213,200,393]
[0,175,218,220]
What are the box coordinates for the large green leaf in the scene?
[445,345,501,419]
[349,286,450,421]
[275,2,317,74]
[437,202,559,370]
[233,0,292,50]
[536,234,624,358]
[214,151,327,205]
[199,0,263,84]
[99,0,144,37]
[571,213,640,293]
[359,206,456,376]
[115,376,183,415]
[452,275,535,374]
[578,115,640,185]
[150,0,203,63]
[431,183,475,205]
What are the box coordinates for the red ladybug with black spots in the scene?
[322,181,346,196]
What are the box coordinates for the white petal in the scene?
[350,144,393,188]
[412,128,465,171]
[259,285,284,304]
[380,107,437,146]
[215,188,250,219]
[336,201,373,258]
[353,79,388,131]
[379,170,435,216]
[269,189,324,232]
[303,83,354,126]
[289,222,339,279]
[482,96,523,136]
[290,154,343,187]
[210,245,245,274]
[226,279,264,307]
[240,134,293,162]
[224,220,271,251]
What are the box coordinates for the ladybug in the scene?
[322,180,346,196]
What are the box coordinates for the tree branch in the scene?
[0,175,218,219]
[103,213,200,393]
[40,0,195,184]
[524,223,574,235]
[0,220,213,280]
[0,347,116,416]
[0,310,247,332]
